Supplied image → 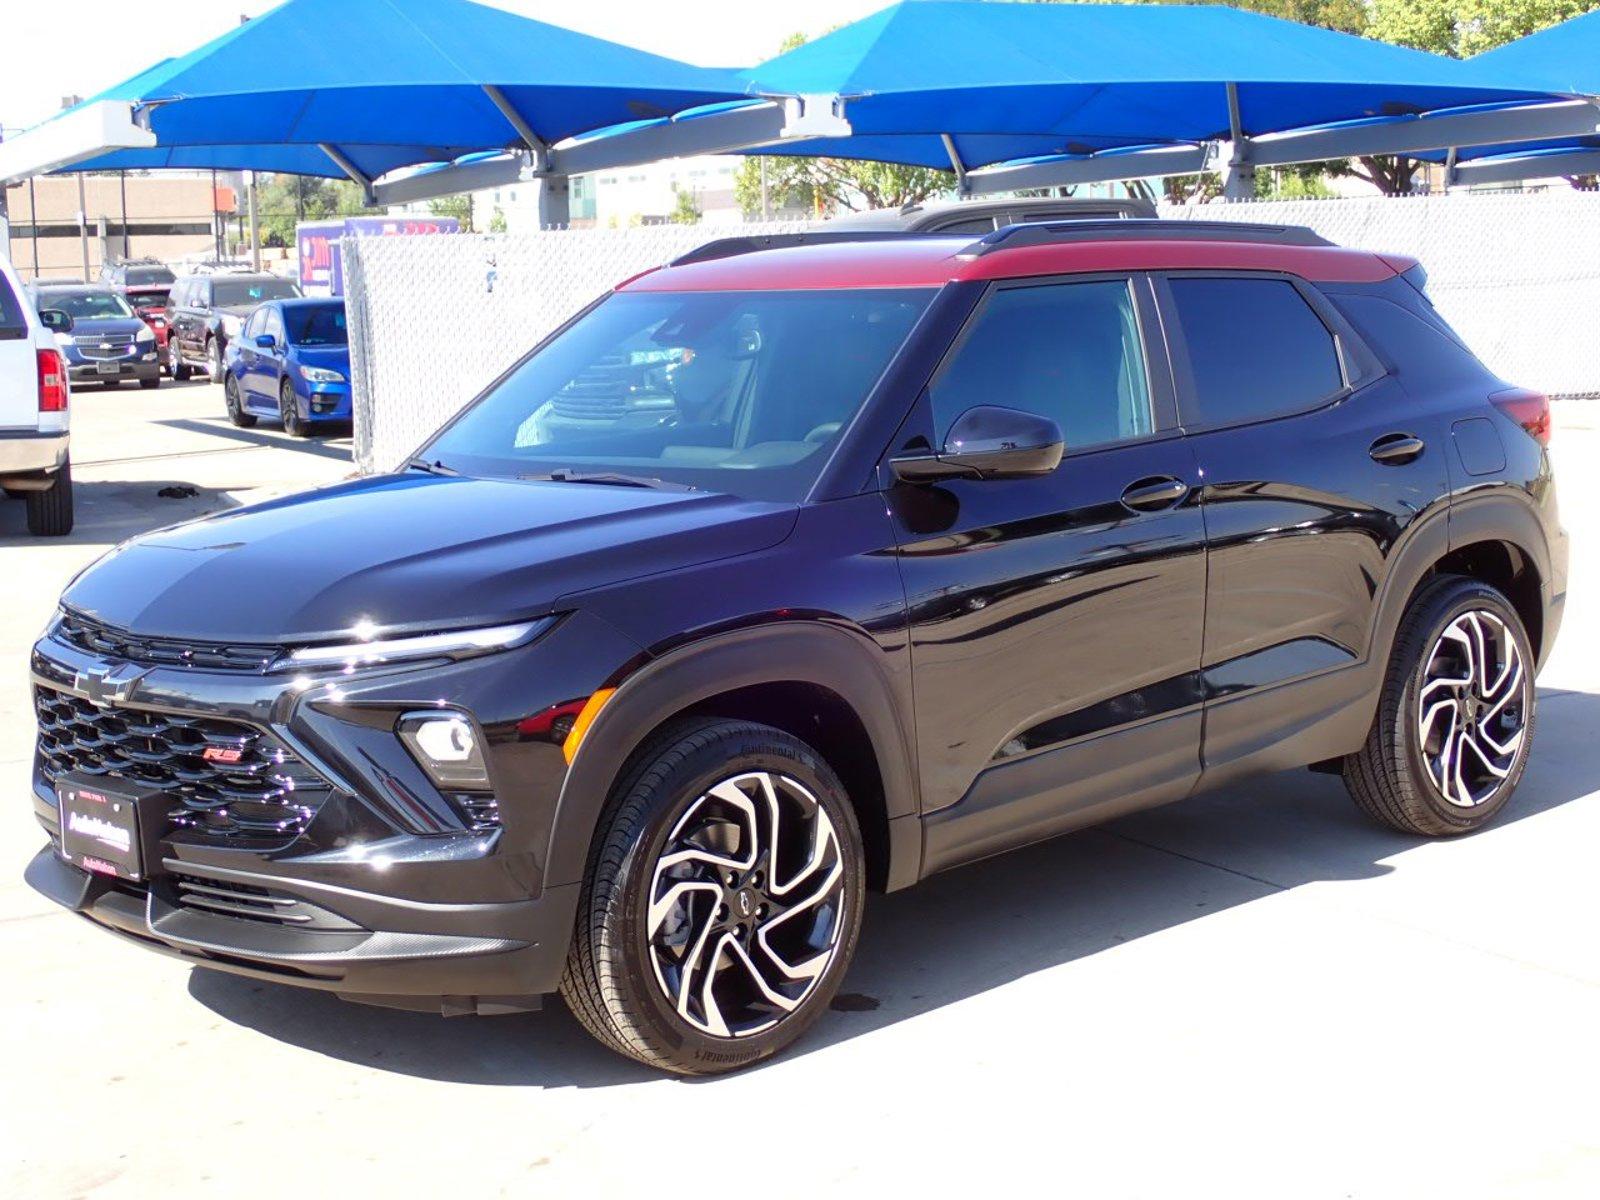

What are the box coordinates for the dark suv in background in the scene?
[26,221,1565,1075]
[165,271,302,380]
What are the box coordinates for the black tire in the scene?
[223,375,257,428]
[140,374,160,390]
[206,337,223,379]
[561,718,865,1075]
[280,379,309,437]
[25,458,74,537]
[1343,576,1535,836]
[169,337,191,381]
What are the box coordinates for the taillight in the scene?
[1490,388,1551,446]
[37,349,68,413]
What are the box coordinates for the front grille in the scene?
[73,334,137,360]
[171,873,308,924]
[35,685,330,840]
[56,610,281,673]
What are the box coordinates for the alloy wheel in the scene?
[646,770,846,1039]
[1416,609,1529,808]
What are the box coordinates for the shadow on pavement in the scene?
[188,687,1600,1088]
[154,418,354,461]
[0,478,237,547]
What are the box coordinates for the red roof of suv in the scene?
[621,230,1412,294]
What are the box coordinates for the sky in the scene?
[0,0,887,135]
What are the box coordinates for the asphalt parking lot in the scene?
[2,390,1596,1198]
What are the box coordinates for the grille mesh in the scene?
[35,685,328,839]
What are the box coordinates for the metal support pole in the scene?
[1442,146,1460,192]
[119,170,129,259]
[77,172,90,279]
[940,134,969,195]
[760,157,770,220]
[29,175,40,278]
[246,170,261,270]
[1221,81,1255,200]
[538,175,570,228]
[483,84,548,162]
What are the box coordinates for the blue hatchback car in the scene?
[222,298,351,436]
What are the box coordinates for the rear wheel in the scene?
[561,719,865,1075]
[280,378,309,437]
[1343,577,1534,836]
[25,458,74,537]
[168,337,191,381]
[224,375,257,428]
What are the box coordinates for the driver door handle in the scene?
[1120,476,1190,512]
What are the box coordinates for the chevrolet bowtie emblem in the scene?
[73,662,151,707]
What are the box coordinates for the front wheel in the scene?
[206,337,223,379]
[168,336,191,381]
[279,379,309,437]
[1343,577,1535,836]
[561,719,865,1075]
[140,374,160,390]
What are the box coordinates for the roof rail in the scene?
[963,218,1331,255]
[669,230,951,267]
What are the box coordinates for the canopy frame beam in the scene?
[941,133,969,191]
[963,143,1216,194]
[320,143,375,204]
[1448,147,1600,186]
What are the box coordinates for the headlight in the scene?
[299,366,346,384]
[398,711,490,789]
[135,327,154,343]
[277,617,552,671]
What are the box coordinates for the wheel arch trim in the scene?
[544,621,921,892]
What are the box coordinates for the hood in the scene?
[62,474,798,643]
[216,304,257,319]
[63,316,147,338]
[292,344,350,370]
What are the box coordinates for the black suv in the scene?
[165,271,301,380]
[26,222,1566,1074]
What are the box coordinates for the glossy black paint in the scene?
[24,256,1568,1012]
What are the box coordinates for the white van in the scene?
[0,253,72,535]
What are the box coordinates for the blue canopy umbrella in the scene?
[734,1,1573,190]
[0,0,749,187]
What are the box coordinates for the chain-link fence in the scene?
[347,193,1600,473]
[345,222,809,472]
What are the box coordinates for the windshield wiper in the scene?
[404,457,459,477]
[520,470,694,492]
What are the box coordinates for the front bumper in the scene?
[67,357,159,384]
[23,609,638,1010]
[300,380,352,420]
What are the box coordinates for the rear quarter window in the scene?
[1330,292,1491,389]
[0,271,27,341]
[1167,276,1344,428]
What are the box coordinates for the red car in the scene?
[100,260,175,372]
[125,287,171,367]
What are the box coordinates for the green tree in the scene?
[427,193,475,233]
[255,174,376,248]
[488,207,508,234]
[735,32,954,216]
[669,187,703,225]
[1368,0,1596,57]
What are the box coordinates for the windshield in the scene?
[422,288,932,502]
[213,278,301,307]
[124,266,175,286]
[41,290,134,320]
[285,303,347,346]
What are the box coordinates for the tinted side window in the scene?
[0,272,26,340]
[1168,277,1343,427]
[930,279,1153,451]
[243,308,265,338]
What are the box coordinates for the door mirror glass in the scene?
[254,333,277,350]
[891,405,1064,483]
[38,309,73,334]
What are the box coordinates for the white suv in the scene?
[0,254,72,536]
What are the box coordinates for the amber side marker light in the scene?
[562,688,617,764]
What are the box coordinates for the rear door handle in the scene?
[1370,433,1425,464]
[1120,476,1190,512]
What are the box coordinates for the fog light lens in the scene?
[398,712,490,789]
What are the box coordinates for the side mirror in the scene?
[254,333,277,350]
[38,309,73,334]
[890,405,1064,483]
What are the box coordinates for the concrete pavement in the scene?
[1,391,1595,1198]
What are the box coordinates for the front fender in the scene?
[546,620,921,891]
